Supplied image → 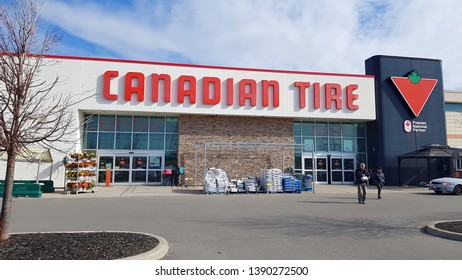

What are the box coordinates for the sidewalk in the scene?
[43,184,429,198]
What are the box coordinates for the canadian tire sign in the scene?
[391,71,438,117]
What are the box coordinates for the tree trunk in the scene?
[0,148,17,241]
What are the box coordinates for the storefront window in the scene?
[116,116,132,132]
[99,115,115,131]
[302,137,314,152]
[84,132,97,149]
[98,132,114,149]
[293,121,368,184]
[133,134,148,150]
[357,138,366,152]
[165,151,178,169]
[166,117,179,132]
[294,136,302,153]
[115,133,132,149]
[342,123,354,137]
[83,114,178,185]
[150,117,165,133]
[329,123,341,137]
[84,115,98,131]
[343,138,354,152]
[294,153,302,169]
[148,156,162,169]
[133,116,149,132]
[165,134,178,150]
[356,123,366,137]
[315,123,328,136]
[316,137,328,151]
[149,133,165,150]
[293,122,301,136]
[330,138,342,152]
[301,122,314,136]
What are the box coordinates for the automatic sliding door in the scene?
[98,156,113,184]
[97,152,164,185]
[315,157,327,183]
[331,157,343,183]
[132,156,147,183]
[302,157,313,176]
[114,156,130,183]
[343,158,355,183]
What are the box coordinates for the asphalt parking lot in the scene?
[5,184,462,259]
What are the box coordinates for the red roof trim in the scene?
[42,54,375,79]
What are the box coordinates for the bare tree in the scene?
[0,0,73,240]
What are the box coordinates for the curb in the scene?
[122,232,169,260]
[10,231,169,260]
[425,220,462,242]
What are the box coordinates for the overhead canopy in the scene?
[0,148,53,163]
[397,144,462,186]
[397,144,462,159]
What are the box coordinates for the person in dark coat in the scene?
[374,166,385,199]
[355,162,370,204]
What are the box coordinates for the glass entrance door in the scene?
[343,158,355,183]
[315,157,328,183]
[330,157,343,183]
[302,153,355,184]
[97,152,164,185]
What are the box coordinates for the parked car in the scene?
[427,171,462,195]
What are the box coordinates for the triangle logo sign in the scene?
[391,71,438,117]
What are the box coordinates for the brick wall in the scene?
[178,115,294,186]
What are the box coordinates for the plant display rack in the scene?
[65,152,97,194]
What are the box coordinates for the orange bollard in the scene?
[105,169,111,187]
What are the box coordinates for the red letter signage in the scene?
[152,74,171,103]
[325,83,342,110]
[178,75,197,104]
[125,72,145,102]
[294,82,310,108]
[103,70,119,100]
[239,79,257,106]
[262,80,280,107]
[203,77,221,105]
[346,84,359,110]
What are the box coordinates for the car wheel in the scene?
[453,186,462,195]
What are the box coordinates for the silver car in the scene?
[428,173,462,195]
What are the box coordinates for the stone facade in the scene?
[178,115,294,186]
[445,90,462,147]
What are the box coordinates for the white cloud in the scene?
[43,0,462,89]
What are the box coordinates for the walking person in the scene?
[355,163,370,204]
[374,166,385,199]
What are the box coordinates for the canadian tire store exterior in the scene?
[1,55,447,187]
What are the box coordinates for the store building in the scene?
[0,54,450,187]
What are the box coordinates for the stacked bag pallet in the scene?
[259,169,283,193]
[204,168,229,194]
[282,174,302,193]
[243,177,259,193]
[229,179,246,193]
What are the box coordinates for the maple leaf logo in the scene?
[391,71,438,117]
[408,71,421,84]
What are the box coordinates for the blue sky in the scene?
[41,0,462,90]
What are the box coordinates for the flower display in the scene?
[65,151,97,193]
